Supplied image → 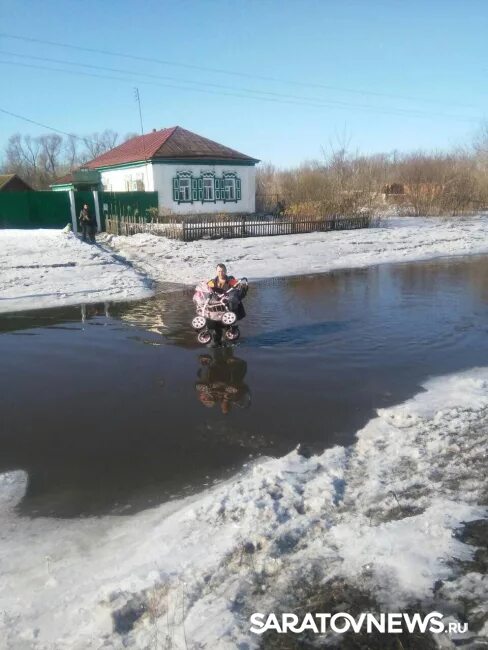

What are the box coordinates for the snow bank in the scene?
[0,230,153,314]
[2,216,488,314]
[1,367,486,648]
[101,215,488,286]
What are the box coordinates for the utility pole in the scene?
[134,87,148,189]
[134,87,146,157]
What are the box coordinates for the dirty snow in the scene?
[1,216,488,314]
[0,230,152,314]
[101,215,488,285]
[1,367,486,648]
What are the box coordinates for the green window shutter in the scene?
[198,178,203,189]
[198,189,203,201]
[172,177,179,202]
[215,177,220,200]
[236,178,241,201]
[192,178,198,201]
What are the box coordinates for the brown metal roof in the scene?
[0,174,33,191]
[84,126,259,168]
[151,126,260,162]
[51,172,75,186]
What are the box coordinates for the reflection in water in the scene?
[80,302,111,324]
[1,255,488,517]
[390,256,488,304]
[112,288,194,342]
[116,294,168,335]
[195,348,251,414]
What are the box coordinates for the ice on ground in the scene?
[2,216,488,314]
[101,214,488,286]
[0,367,487,648]
[0,230,153,314]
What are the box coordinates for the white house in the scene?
[52,127,260,214]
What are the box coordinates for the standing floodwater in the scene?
[1,255,487,517]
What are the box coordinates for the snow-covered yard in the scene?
[1,216,488,314]
[102,215,488,286]
[0,230,152,314]
[1,218,487,647]
[1,367,486,648]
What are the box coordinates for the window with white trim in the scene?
[223,177,236,201]
[172,171,242,204]
[173,171,194,203]
[203,177,214,201]
[178,178,191,202]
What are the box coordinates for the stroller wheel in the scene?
[222,311,237,325]
[192,316,206,330]
[197,330,212,345]
[225,326,240,341]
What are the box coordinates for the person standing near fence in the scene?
[79,204,96,243]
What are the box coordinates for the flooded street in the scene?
[1,255,487,517]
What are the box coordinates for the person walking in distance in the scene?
[79,204,96,243]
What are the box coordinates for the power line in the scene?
[0,49,362,106]
[0,48,480,116]
[0,58,333,111]
[0,107,110,147]
[0,48,410,109]
[0,32,476,110]
[0,58,479,123]
[0,107,86,140]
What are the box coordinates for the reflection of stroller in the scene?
[192,278,248,345]
[195,350,251,413]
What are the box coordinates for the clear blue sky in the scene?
[0,0,487,167]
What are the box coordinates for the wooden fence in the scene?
[105,214,371,241]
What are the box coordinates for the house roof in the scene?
[51,169,101,187]
[0,173,33,191]
[51,172,74,186]
[83,126,259,168]
[0,174,14,189]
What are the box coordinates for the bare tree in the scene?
[82,130,119,159]
[3,134,25,171]
[1,129,128,188]
[23,135,42,174]
[4,133,43,187]
[473,120,488,159]
[64,134,83,169]
[1,125,486,212]
[38,134,63,177]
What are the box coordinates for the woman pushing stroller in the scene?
[192,263,248,347]
[207,263,246,320]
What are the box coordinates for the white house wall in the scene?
[100,163,154,193]
[152,163,255,214]
[98,162,255,214]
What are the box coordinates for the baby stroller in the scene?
[192,278,248,345]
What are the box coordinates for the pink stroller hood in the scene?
[193,281,212,306]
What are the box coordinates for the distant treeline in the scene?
[0,130,137,189]
[257,122,488,217]
[2,122,488,217]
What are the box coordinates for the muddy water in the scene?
[1,255,487,517]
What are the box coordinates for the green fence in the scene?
[0,191,71,229]
[100,192,158,231]
[0,190,159,230]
